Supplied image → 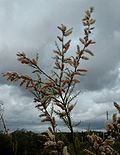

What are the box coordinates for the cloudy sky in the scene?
[0,0,120,132]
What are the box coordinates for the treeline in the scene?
[0,129,120,155]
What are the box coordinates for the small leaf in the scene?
[57,36,63,42]
[84,36,88,42]
[77,45,81,53]
[32,58,37,65]
[90,27,95,30]
[79,38,85,45]
[20,79,26,86]
[112,113,117,124]
[53,50,62,56]
[64,28,73,36]
[68,104,75,112]
[36,53,39,62]
[77,69,88,72]
[73,72,81,76]
[21,59,30,64]
[32,69,40,74]
[17,52,26,57]
[57,24,66,32]
[61,24,67,31]
[22,75,31,80]
[72,79,80,83]
[89,19,96,25]
[39,114,46,117]
[63,40,71,51]
[57,26,63,32]
[26,80,30,88]
[56,102,65,110]
[90,41,96,44]
[90,7,94,13]
[81,56,89,60]
[41,117,51,122]
[84,28,88,35]
[84,49,94,56]
[82,21,89,26]
[55,111,67,118]
[85,10,90,18]
[114,102,120,112]
[55,62,61,69]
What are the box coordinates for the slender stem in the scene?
[35,65,56,83]
[65,109,77,155]
[59,34,64,85]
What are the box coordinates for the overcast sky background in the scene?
[0,0,120,132]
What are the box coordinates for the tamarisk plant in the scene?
[106,102,120,142]
[84,102,120,155]
[3,7,96,155]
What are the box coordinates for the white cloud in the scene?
[72,86,120,122]
[0,84,40,128]
[0,82,120,131]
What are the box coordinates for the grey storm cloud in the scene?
[0,0,120,131]
[0,0,120,90]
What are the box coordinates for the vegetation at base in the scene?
[0,130,120,155]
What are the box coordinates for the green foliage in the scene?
[0,133,13,155]
[11,130,45,155]
[1,131,119,155]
